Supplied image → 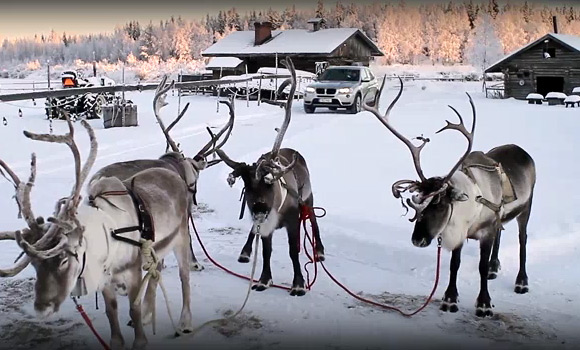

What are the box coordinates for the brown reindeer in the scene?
[216,57,325,296]
[363,77,536,317]
[89,76,235,272]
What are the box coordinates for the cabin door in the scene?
[536,76,564,96]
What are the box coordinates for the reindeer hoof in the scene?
[315,253,325,262]
[189,262,204,271]
[487,271,498,280]
[238,254,250,263]
[514,284,529,294]
[440,300,458,313]
[475,306,493,318]
[251,280,272,292]
[127,320,134,328]
[290,287,306,297]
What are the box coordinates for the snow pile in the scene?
[545,92,567,99]
[526,93,543,100]
[564,95,580,103]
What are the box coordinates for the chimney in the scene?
[307,18,324,32]
[553,16,558,33]
[254,21,272,46]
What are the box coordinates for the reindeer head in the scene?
[153,76,235,204]
[0,116,98,317]
[216,57,298,236]
[363,77,476,248]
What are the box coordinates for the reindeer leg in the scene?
[286,211,306,296]
[252,234,273,291]
[187,201,204,271]
[475,235,494,317]
[304,196,325,261]
[488,230,502,280]
[102,286,125,350]
[238,228,255,263]
[188,230,204,271]
[174,221,193,335]
[440,245,462,313]
[128,271,148,350]
[515,200,532,294]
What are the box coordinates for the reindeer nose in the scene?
[34,301,56,318]
[412,237,430,248]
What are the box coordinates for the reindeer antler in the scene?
[270,57,297,159]
[16,116,98,256]
[437,93,476,183]
[195,95,235,160]
[0,154,39,276]
[363,76,429,182]
[153,75,181,154]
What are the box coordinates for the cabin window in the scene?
[543,47,556,58]
[524,71,530,78]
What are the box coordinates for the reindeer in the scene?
[215,57,325,296]
[89,76,235,272]
[0,117,194,349]
[363,77,536,317]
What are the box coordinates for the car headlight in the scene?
[338,87,352,94]
[306,87,315,93]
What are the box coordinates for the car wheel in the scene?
[304,104,315,114]
[349,94,361,114]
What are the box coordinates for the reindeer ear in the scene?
[450,188,469,202]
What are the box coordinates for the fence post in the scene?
[47,60,51,90]
[257,76,262,106]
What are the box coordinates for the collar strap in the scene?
[278,177,288,212]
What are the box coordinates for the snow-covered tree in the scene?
[464,12,503,72]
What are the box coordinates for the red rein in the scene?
[195,205,442,317]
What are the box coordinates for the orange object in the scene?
[63,78,75,87]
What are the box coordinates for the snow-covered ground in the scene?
[0,79,579,350]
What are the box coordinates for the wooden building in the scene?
[204,57,246,79]
[485,32,580,99]
[201,20,383,74]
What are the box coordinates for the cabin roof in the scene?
[205,57,244,69]
[202,28,383,57]
[485,33,580,73]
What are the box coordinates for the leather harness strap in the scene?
[109,178,155,247]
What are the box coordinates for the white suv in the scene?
[303,66,379,114]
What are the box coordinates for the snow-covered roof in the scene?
[486,33,580,73]
[202,28,383,57]
[205,57,244,69]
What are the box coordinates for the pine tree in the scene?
[466,0,478,29]
[488,0,500,20]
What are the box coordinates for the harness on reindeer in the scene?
[460,151,517,231]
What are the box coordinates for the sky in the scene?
[0,0,578,40]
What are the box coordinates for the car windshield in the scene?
[319,69,360,82]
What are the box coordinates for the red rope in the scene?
[189,215,292,291]
[72,298,111,350]
[192,204,442,317]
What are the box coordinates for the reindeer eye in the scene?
[60,258,69,268]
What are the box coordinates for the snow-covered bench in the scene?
[545,92,567,105]
[564,95,580,107]
[526,93,544,105]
